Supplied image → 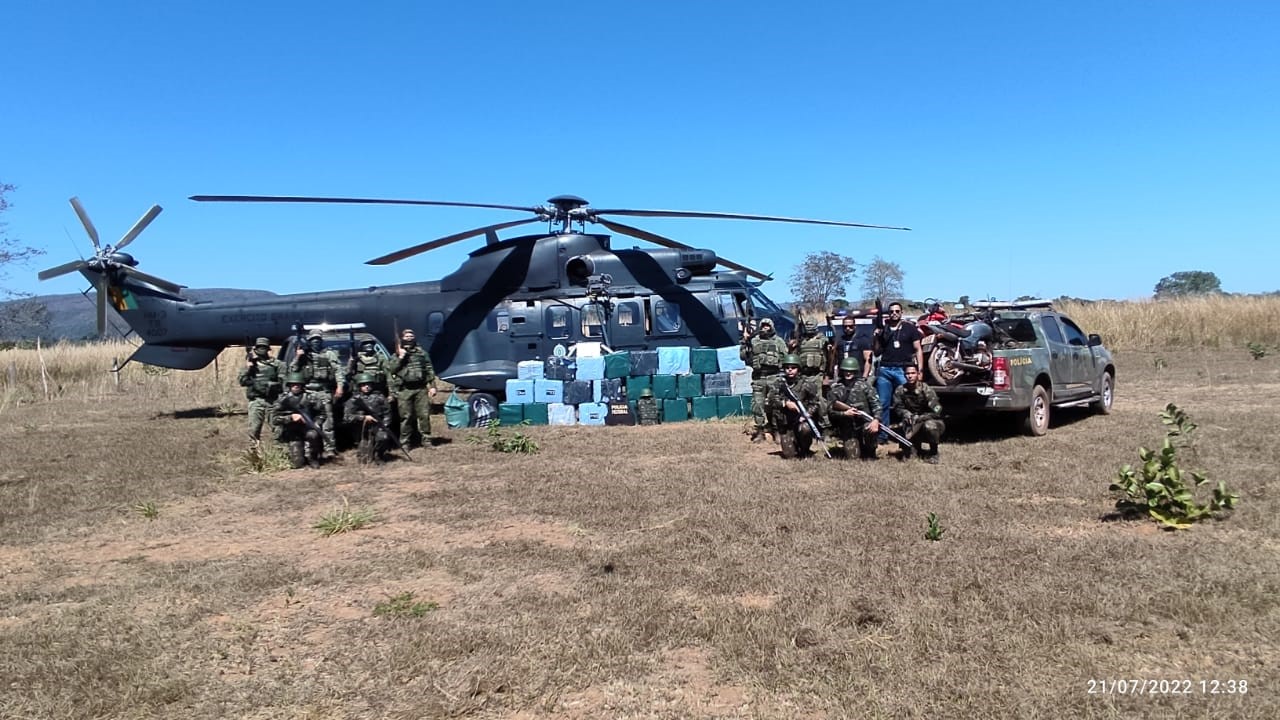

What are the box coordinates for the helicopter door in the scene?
[609,299,645,349]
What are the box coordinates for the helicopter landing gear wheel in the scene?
[468,392,499,428]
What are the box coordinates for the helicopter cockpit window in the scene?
[748,287,781,315]
[653,300,681,334]
[581,303,605,338]
[616,301,638,326]
[547,306,570,340]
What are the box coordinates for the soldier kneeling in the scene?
[344,373,393,464]
[828,357,881,460]
[892,365,946,463]
[273,372,330,468]
[765,354,822,459]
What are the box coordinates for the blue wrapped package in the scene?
[563,380,593,406]
[534,378,564,404]
[596,378,624,402]
[505,379,534,404]
[657,346,691,376]
[716,345,747,372]
[578,402,607,425]
[629,350,659,376]
[544,356,576,381]
[517,360,545,380]
[576,355,605,381]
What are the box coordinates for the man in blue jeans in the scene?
[875,302,924,442]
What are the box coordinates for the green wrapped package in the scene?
[625,374,651,398]
[662,398,689,422]
[651,374,678,399]
[498,403,524,426]
[717,395,743,418]
[604,352,631,379]
[690,347,719,374]
[691,395,718,420]
[677,373,702,398]
[523,403,549,425]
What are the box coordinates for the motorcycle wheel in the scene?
[926,346,965,386]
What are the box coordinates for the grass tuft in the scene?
[373,591,439,618]
[313,497,377,536]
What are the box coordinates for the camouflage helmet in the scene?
[253,336,271,348]
[359,339,376,350]
[838,357,860,373]
[759,317,774,328]
[285,372,307,386]
[354,373,376,385]
[307,331,323,341]
[781,353,801,367]
[639,388,654,398]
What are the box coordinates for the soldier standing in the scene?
[344,373,393,463]
[892,365,946,463]
[795,319,830,396]
[351,339,389,393]
[740,317,787,443]
[827,357,881,460]
[288,332,345,456]
[390,328,437,449]
[238,336,283,443]
[636,388,661,426]
[272,372,331,468]
[764,354,823,459]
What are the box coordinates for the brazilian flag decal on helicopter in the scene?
[108,284,137,312]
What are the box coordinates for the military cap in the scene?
[253,337,271,347]
[839,357,860,372]
[781,353,801,367]
[307,331,323,340]
[759,318,774,327]
[285,372,307,385]
[639,388,654,398]
[354,373,376,385]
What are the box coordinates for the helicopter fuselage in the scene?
[103,232,795,392]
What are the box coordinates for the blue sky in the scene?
[3,1,1277,304]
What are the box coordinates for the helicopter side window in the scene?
[717,293,740,319]
[616,301,638,326]
[581,303,605,338]
[547,306,570,340]
[653,300,681,334]
[427,311,444,336]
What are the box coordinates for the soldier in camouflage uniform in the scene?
[827,357,882,460]
[636,387,661,426]
[237,336,283,443]
[351,339,388,393]
[795,319,830,396]
[892,365,946,463]
[389,328,437,448]
[740,317,788,443]
[272,372,331,468]
[765,354,823,459]
[344,373,393,464]
[288,332,345,456]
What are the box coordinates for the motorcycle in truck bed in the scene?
[927,302,1116,436]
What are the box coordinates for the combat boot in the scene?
[750,427,765,443]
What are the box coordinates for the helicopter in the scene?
[38,193,908,405]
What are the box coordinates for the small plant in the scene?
[923,512,945,541]
[470,419,540,454]
[133,500,160,521]
[313,497,377,536]
[237,442,294,475]
[1159,402,1197,448]
[1110,406,1238,530]
[373,591,439,618]
[1153,356,1167,371]
[1247,342,1268,360]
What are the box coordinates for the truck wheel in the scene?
[1091,372,1114,415]
[468,392,499,428]
[1024,385,1050,436]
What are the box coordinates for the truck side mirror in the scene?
[1088,333,1103,347]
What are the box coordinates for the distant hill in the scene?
[0,288,277,341]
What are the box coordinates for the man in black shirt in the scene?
[874,302,923,442]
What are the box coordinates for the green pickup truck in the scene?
[931,305,1115,435]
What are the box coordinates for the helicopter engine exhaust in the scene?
[566,255,596,284]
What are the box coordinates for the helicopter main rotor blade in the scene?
[38,259,88,281]
[115,205,163,251]
[69,196,102,249]
[596,217,772,281]
[190,194,540,214]
[592,207,911,231]
[96,274,109,337]
[120,265,184,295]
[365,217,540,266]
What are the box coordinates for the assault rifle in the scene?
[351,394,413,462]
[829,399,913,450]
[281,396,322,435]
[780,380,832,459]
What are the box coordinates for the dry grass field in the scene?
[2,299,1279,719]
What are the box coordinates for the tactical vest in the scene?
[248,360,283,401]
[637,398,661,425]
[300,352,338,390]
[355,353,387,385]
[397,348,431,387]
[750,335,786,373]
[798,336,826,374]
